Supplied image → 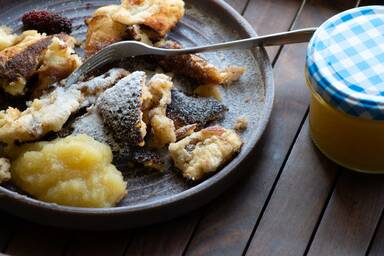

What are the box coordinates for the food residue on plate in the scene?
[234,116,248,132]
[0,0,248,208]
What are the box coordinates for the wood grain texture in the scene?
[66,231,130,256]
[246,120,339,256]
[124,212,201,256]
[245,1,356,255]
[367,213,384,256]
[243,0,303,60]
[307,171,384,256]
[5,223,68,256]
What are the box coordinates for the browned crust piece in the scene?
[32,34,81,98]
[115,0,185,37]
[0,36,52,82]
[85,7,128,57]
[175,123,197,140]
[130,148,164,171]
[0,33,71,82]
[155,40,225,85]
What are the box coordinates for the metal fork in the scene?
[65,27,317,86]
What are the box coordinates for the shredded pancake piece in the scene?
[175,124,197,141]
[96,71,148,146]
[0,30,80,96]
[0,30,50,95]
[113,0,185,37]
[0,87,83,144]
[0,26,18,51]
[156,40,245,85]
[85,5,129,57]
[167,89,228,129]
[169,126,243,181]
[33,35,81,97]
[145,74,176,148]
[85,0,185,56]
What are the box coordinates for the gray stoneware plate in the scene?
[0,0,274,229]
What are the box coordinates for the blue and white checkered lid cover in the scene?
[307,6,384,120]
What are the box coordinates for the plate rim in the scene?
[0,0,275,226]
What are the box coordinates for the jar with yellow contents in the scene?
[306,6,384,173]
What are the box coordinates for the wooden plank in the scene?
[244,1,357,255]
[243,0,304,61]
[5,223,68,256]
[66,231,130,256]
[124,212,201,256]
[367,213,384,256]
[184,0,361,255]
[0,212,17,252]
[246,120,339,255]
[307,171,384,256]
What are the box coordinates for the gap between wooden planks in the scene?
[0,1,251,256]
[246,1,384,256]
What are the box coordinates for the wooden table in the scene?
[2,0,384,255]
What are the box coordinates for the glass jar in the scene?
[306,6,384,173]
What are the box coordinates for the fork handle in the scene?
[163,27,317,55]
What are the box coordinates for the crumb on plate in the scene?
[234,116,248,131]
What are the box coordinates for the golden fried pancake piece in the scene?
[169,126,243,180]
[33,35,81,97]
[114,0,184,37]
[144,74,176,148]
[84,5,128,57]
[85,0,185,56]
[0,31,80,96]
[156,40,245,85]
[0,87,83,144]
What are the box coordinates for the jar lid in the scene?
[307,6,384,120]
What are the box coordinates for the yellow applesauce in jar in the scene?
[306,6,384,173]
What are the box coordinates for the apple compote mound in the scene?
[9,134,127,208]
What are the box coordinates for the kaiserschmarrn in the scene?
[0,0,248,209]
[169,126,243,181]
[85,0,184,56]
[0,88,82,144]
